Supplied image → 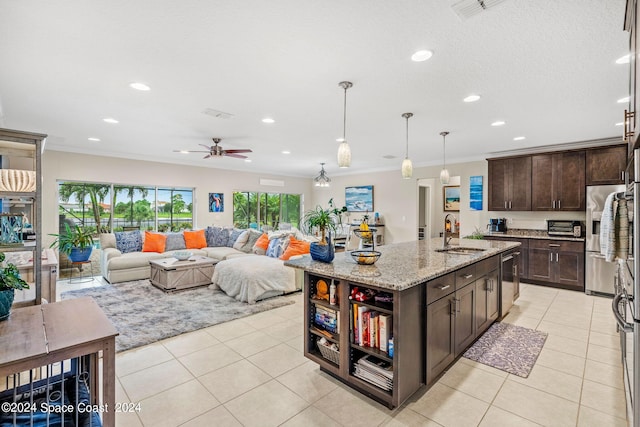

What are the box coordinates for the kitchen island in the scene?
[284,237,520,409]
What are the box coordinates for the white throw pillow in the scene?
[232,230,250,250]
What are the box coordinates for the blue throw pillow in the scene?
[227,228,244,247]
[114,231,142,253]
[266,237,286,258]
[206,226,229,247]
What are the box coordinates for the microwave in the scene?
[547,220,582,237]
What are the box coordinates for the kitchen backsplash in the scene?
[490,211,587,231]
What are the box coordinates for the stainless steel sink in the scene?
[436,247,487,255]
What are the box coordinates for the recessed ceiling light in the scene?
[618,97,630,103]
[103,118,119,124]
[336,137,345,142]
[88,137,101,142]
[513,136,526,141]
[491,121,506,126]
[262,118,275,124]
[463,95,481,103]
[616,54,631,64]
[245,158,252,163]
[616,122,625,126]
[411,50,433,62]
[282,150,291,154]
[129,82,150,91]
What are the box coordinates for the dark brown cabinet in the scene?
[585,145,627,185]
[531,151,585,211]
[528,239,585,290]
[476,269,499,334]
[453,283,476,356]
[488,156,532,211]
[426,295,454,385]
[484,236,529,280]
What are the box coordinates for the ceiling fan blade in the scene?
[203,154,212,159]
[224,149,252,154]
[225,153,248,159]
[199,144,213,150]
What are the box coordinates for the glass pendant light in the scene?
[439,131,450,185]
[314,163,331,187]
[401,112,413,179]
[337,81,353,168]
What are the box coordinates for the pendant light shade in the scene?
[440,131,450,185]
[314,163,331,187]
[401,112,413,179]
[337,81,353,168]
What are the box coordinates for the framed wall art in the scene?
[469,176,483,211]
[209,193,224,212]
[345,185,374,212]
[443,186,460,212]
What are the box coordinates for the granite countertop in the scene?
[484,229,585,242]
[284,238,520,291]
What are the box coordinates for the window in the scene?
[233,191,301,230]
[57,181,194,233]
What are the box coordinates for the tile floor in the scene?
[56,280,628,426]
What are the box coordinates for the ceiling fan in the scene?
[175,138,252,159]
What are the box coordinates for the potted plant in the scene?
[50,224,95,262]
[0,252,29,320]
[303,201,346,263]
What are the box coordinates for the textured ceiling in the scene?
[0,0,629,178]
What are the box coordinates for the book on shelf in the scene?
[357,306,368,345]
[352,303,358,344]
[369,311,378,349]
[314,306,338,333]
[353,354,394,391]
[379,314,391,352]
[362,311,370,347]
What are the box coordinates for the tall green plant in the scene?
[49,224,94,255]
[302,202,344,245]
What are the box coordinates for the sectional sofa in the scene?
[99,226,310,302]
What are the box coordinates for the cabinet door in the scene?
[426,296,455,384]
[531,154,554,210]
[528,246,553,282]
[486,269,500,323]
[454,283,476,356]
[475,278,490,334]
[488,158,509,211]
[586,145,627,185]
[509,156,532,211]
[556,151,585,211]
[556,251,585,290]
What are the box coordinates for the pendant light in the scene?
[401,112,413,179]
[337,81,353,168]
[314,162,331,187]
[439,131,450,185]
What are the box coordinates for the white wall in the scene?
[41,150,312,246]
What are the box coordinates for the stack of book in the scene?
[352,304,392,353]
[314,306,339,334]
[353,355,393,391]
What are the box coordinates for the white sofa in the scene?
[99,228,305,302]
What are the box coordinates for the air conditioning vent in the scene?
[202,108,235,119]
[451,0,508,20]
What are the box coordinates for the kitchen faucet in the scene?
[443,213,457,248]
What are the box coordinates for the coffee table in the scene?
[149,255,217,292]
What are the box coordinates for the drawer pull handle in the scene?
[549,244,560,247]
[437,284,451,291]
[462,274,474,279]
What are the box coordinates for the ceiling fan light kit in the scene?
[401,112,413,179]
[439,131,450,185]
[175,138,252,159]
[337,81,353,168]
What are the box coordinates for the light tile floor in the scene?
[56,280,628,426]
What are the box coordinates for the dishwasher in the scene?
[501,248,520,316]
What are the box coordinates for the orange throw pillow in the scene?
[280,236,310,260]
[142,231,167,253]
[254,233,270,250]
[184,229,207,249]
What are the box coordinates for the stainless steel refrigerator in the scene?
[586,184,626,295]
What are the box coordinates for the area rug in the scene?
[463,322,548,378]
[61,280,296,352]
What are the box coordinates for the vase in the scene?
[310,235,335,263]
[0,289,14,321]
[69,247,93,263]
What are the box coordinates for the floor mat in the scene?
[463,322,548,378]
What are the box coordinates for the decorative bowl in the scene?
[350,250,381,265]
[173,251,192,261]
[353,228,376,240]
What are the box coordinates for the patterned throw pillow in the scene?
[164,232,186,251]
[266,237,290,258]
[227,228,245,247]
[114,231,142,253]
[238,229,262,253]
[205,226,229,247]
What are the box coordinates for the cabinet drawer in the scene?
[426,272,455,305]
[455,265,476,290]
[475,255,499,277]
[529,239,584,252]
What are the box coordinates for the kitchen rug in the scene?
[61,279,297,352]
[463,322,547,378]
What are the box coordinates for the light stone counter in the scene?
[484,229,585,242]
[284,238,520,291]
